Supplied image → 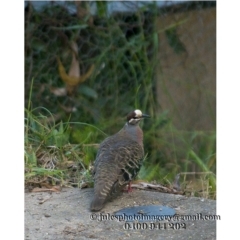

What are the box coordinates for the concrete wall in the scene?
[156,7,216,131]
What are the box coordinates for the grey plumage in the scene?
[90,109,150,211]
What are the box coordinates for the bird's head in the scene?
[127,109,150,125]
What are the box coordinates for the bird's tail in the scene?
[90,196,105,211]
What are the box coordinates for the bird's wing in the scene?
[93,135,144,200]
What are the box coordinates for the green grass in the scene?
[138,125,216,199]
[25,105,216,199]
[25,106,96,190]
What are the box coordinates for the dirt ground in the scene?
[25,188,216,240]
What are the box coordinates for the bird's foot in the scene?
[127,182,133,193]
[123,182,133,193]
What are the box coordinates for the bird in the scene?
[90,109,150,211]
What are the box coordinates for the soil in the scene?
[25,188,216,240]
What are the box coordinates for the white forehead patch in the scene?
[134,109,142,117]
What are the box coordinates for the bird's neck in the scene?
[122,123,143,146]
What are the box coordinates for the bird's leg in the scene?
[123,182,133,193]
[127,182,133,193]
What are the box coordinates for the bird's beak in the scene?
[142,113,150,118]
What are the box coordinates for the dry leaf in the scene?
[56,41,95,95]
[68,41,80,78]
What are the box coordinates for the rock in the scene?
[25,188,216,240]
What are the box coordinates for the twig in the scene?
[131,182,184,195]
